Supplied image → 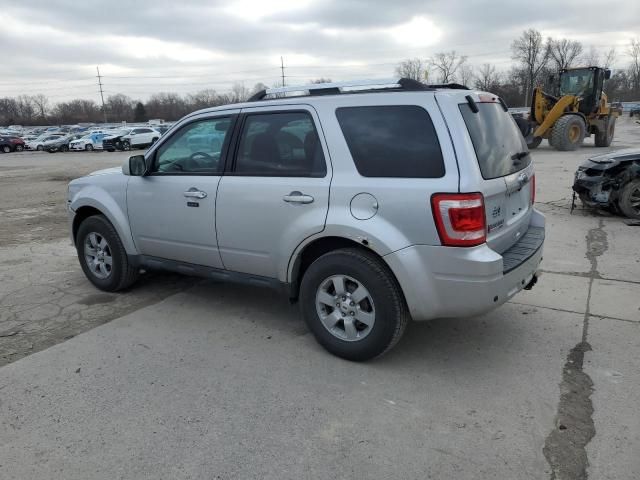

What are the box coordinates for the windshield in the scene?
[560,69,594,96]
[459,102,531,179]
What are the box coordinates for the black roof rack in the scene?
[246,77,467,102]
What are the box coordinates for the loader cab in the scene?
[559,67,607,115]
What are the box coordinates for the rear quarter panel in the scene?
[307,92,460,256]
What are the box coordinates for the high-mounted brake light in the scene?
[431,193,486,247]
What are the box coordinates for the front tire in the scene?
[1,145,10,153]
[76,215,139,292]
[299,248,409,361]
[594,116,615,147]
[551,115,585,151]
[85,144,94,151]
[618,180,640,220]
[36,145,44,151]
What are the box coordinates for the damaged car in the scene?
[573,149,640,219]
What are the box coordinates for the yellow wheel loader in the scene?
[525,67,618,151]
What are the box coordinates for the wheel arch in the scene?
[70,194,138,254]
[287,235,400,301]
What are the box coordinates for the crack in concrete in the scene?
[543,218,607,479]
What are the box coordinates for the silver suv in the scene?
[67,79,545,361]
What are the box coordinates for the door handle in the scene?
[283,191,314,204]
[184,188,207,199]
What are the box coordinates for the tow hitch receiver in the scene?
[523,272,539,291]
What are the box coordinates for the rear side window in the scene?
[234,112,327,177]
[459,102,530,179]
[335,105,445,178]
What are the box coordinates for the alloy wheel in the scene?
[315,274,376,342]
[84,232,113,279]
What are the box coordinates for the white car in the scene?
[69,133,108,151]
[120,127,161,150]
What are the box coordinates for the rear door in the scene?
[215,105,331,279]
[454,95,534,253]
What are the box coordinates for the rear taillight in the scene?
[530,174,536,205]
[431,193,486,247]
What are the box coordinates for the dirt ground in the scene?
[0,150,196,366]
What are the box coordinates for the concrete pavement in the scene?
[1,117,639,479]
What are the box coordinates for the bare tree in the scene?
[395,58,428,82]
[431,51,467,83]
[583,46,600,66]
[458,64,474,87]
[511,29,550,106]
[31,94,49,120]
[548,38,583,72]
[105,94,135,122]
[629,39,640,94]
[603,48,617,69]
[230,82,250,103]
[474,63,500,91]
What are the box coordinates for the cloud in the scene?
[0,0,638,100]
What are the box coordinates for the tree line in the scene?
[1,30,640,126]
[396,31,640,107]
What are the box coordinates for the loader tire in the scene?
[595,116,615,147]
[551,115,585,151]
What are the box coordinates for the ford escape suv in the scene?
[67,78,545,361]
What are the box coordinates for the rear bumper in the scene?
[384,209,545,321]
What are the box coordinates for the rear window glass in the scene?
[459,102,531,179]
[336,105,445,178]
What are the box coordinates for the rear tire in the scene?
[299,248,409,361]
[15,145,24,152]
[551,115,585,151]
[76,215,139,291]
[618,179,640,220]
[122,141,131,151]
[60,145,69,152]
[594,116,615,147]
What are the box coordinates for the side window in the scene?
[336,105,445,178]
[151,117,232,174]
[234,111,326,177]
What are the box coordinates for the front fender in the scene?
[69,185,138,255]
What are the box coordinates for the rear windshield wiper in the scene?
[511,151,529,161]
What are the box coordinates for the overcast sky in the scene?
[0,0,638,102]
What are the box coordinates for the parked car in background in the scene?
[44,133,85,153]
[102,128,134,152]
[27,133,65,151]
[69,133,109,151]
[0,136,26,153]
[120,127,161,150]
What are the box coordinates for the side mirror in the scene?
[604,69,611,80]
[123,155,146,176]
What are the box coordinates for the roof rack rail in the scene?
[248,77,434,102]
[426,83,470,90]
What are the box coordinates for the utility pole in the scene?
[280,56,286,87]
[96,66,107,124]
